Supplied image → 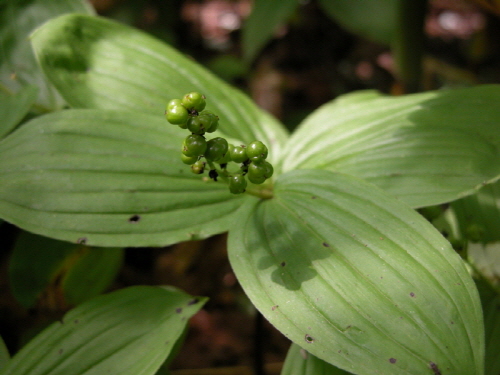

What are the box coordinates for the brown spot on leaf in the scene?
[187,298,199,306]
[389,358,397,364]
[322,242,330,247]
[410,292,415,297]
[175,307,182,314]
[272,305,278,311]
[304,334,314,343]
[76,237,87,245]
[429,362,442,375]
[280,261,286,267]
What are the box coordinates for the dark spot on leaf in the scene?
[74,319,79,324]
[304,334,314,343]
[176,307,182,314]
[429,362,442,375]
[450,321,454,324]
[76,237,87,245]
[272,305,278,311]
[129,214,140,223]
[338,350,342,353]
[187,298,199,306]
[311,196,317,199]
[389,358,396,364]
[410,292,415,297]
[322,242,330,247]
[280,261,286,267]
[58,349,63,355]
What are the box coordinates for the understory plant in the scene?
[1,2,500,375]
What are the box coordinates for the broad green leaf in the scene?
[452,180,500,243]
[9,231,123,308]
[30,14,288,163]
[0,0,94,110]
[317,0,397,45]
[280,86,500,208]
[0,109,246,247]
[282,343,351,375]
[229,169,483,375]
[0,286,207,375]
[0,85,38,139]
[0,336,9,372]
[242,0,299,62]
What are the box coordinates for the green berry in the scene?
[246,141,268,161]
[191,160,205,174]
[229,174,247,194]
[218,149,232,165]
[205,137,229,161]
[182,92,206,112]
[182,134,207,157]
[166,105,189,125]
[166,99,183,111]
[230,145,248,163]
[187,116,205,135]
[247,160,273,184]
[199,111,219,133]
[181,154,198,165]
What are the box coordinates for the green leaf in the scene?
[0,286,207,375]
[9,231,122,308]
[452,180,500,243]
[0,336,9,372]
[0,85,38,139]
[30,14,288,163]
[317,0,398,45]
[229,169,484,375]
[242,0,299,62]
[0,0,94,110]
[0,109,247,247]
[282,343,351,375]
[280,86,500,208]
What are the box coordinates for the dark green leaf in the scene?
[0,85,38,139]
[1,286,207,375]
[0,0,94,110]
[30,14,288,162]
[242,0,299,62]
[229,169,484,375]
[0,109,247,247]
[9,231,121,308]
[317,0,398,44]
[0,335,9,372]
[280,86,500,208]
[282,343,351,375]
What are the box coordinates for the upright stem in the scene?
[393,0,428,93]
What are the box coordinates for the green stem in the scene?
[393,0,428,93]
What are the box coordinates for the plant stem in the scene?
[393,0,428,93]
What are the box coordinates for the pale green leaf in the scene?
[0,0,94,110]
[280,86,500,208]
[30,14,288,163]
[282,343,351,375]
[317,0,397,44]
[0,85,38,139]
[0,109,247,247]
[242,0,299,62]
[8,231,122,308]
[0,336,9,372]
[0,286,207,375]
[229,169,484,375]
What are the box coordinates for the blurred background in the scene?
[2,0,500,373]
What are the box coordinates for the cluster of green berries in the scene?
[165,92,273,194]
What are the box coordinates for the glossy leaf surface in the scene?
[229,169,483,375]
[281,86,500,208]
[0,109,246,247]
[30,14,288,163]
[0,0,94,110]
[1,286,206,375]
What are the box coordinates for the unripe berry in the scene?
[191,160,205,174]
[247,160,273,184]
[182,92,206,112]
[205,137,229,161]
[166,99,183,111]
[229,145,248,163]
[182,134,207,157]
[229,174,247,194]
[181,154,198,165]
[166,105,189,125]
[246,141,268,161]
[187,116,205,135]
